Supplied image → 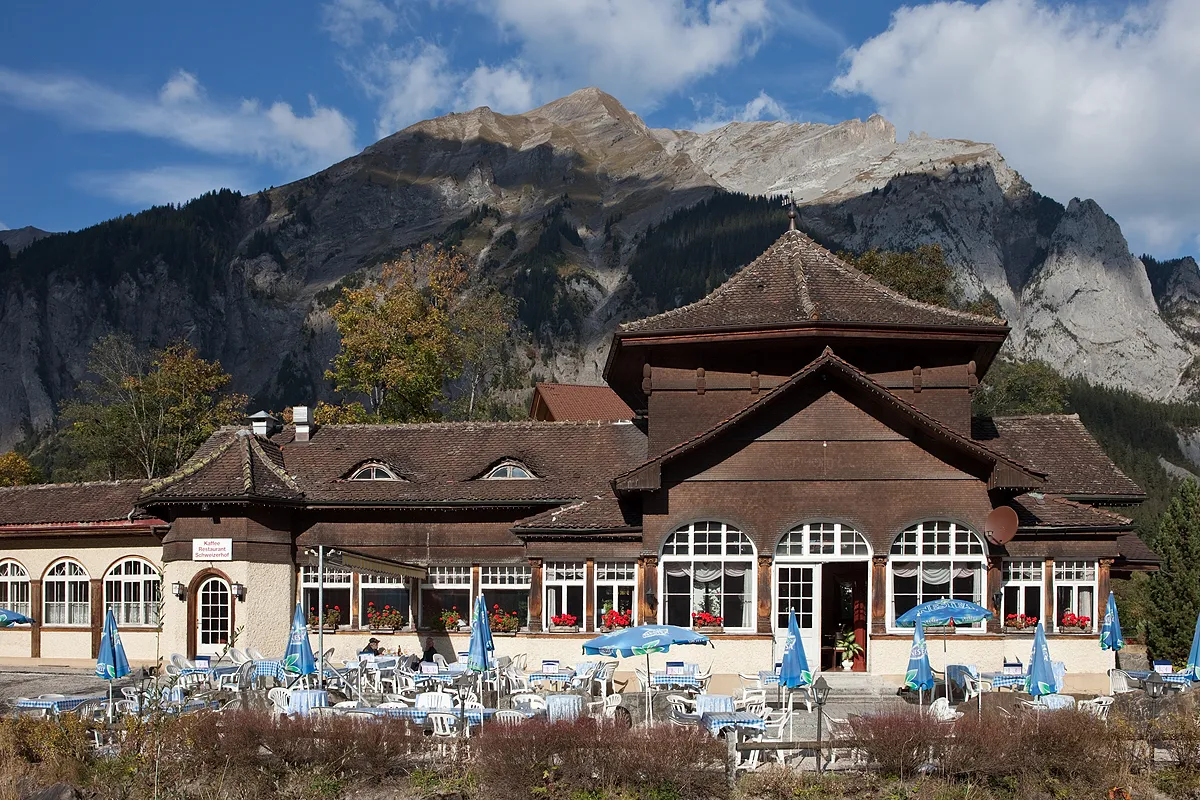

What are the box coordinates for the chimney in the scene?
[294,405,312,443]
[248,410,281,437]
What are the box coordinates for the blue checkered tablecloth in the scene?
[413,668,468,684]
[1129,670,1194,686]
[701,711,766,736]
[757,671,780,687]
[16,695,105,713]
[529,671,576,685]
[651,672,702,688]
[989,674,1026,689]
[253,660,295,683]
[357,707,496,724]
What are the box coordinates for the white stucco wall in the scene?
[160,560,295,660]
[40,630,93,660]
[0,630,31,658]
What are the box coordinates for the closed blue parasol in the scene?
[96,608,130,720]
[583,624,710,723]
[0,608,34,626]
[1100,591,1124,652]
[779,608,813,689]
[467,594,494,673]
[905,622,935,702]
[1026,622,1057,697]
[1186,610,1200,681]
[283,603,317,678]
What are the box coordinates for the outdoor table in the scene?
[1128,670,1194,687]
[16,694,106,714]
[288,689,329,717]
[983,672,1025,690]
[529,670,576,688]
[651,670,701,690]
[695,694,735,715]
[252,660,296,685]
[757,670,780,687]
[547,694,583,722]
[700,711,766,737]
[355,707,497,725]
[413,667,468,685]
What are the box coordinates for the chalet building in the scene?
[0,224,1156,688]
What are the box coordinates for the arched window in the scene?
[484,461,535,479]
[349,463,399,481]
[44,560,90,626]
[660,522,755,631]
[105,558,162,627]
[888,521,986,628]
[0,561,30,618]
[776,522,870,558]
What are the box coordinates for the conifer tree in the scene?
[1147,479,1200,663]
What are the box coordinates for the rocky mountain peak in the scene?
[0,226,51,255]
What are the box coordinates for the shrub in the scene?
[849,710,946,777]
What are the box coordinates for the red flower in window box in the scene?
[1060,611,1091,631]
[550,612,578,628]
[490,606,521,632]
[1004,613,1038,630]
[602,607,633,630]
[691,611,724,627]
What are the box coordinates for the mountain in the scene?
[0,226,51,254]
[0,88,1196,450]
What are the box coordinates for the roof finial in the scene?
[782,191,797,231]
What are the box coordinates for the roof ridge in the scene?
[240,432,253,495]
[141,435,238,496]
[1047,494,1133,524]
[305,419,636,431]
[248,436,302,493]
[0,479,148,493]
[991,413,1082,421]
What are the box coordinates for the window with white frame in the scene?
[889,522,986,627]
[484,461,535,479]
[1001,560,1043,626]
[545,562,585,628]
[44,560,90,626]
[349,463,400,481]
[661,522,755,630]
[777,522,870,558]
[481,565,530,628]
[1053,561,1097,631]
[0,561,30,619]
[420,566,471,629]
[595,561,636,629]
[301,566,352,627]
[104,558,161,626]
[360,573,410,628]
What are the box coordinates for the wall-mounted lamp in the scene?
[991,590,1003,612]
[171,582,186,600]
[644,589,657,611]
[231,583,246,601]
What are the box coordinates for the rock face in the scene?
[0,226,50,254]
[0,88,1195,449]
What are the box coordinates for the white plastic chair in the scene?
[416,691,452,710]
[432,653,449,669]
[1109,669,1138,695]
[929,697,963,722]
[246,647,266,661]
[267,687,291,716]
[511,693,547,712]
[744,709,791,770]
[587,693,623,722]
[228,648,249,665]
[592,661,618,698]
[495,709,527,726]
[1079,696,1114,720]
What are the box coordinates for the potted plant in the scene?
[836,628,863,671]
[691,610,725,633]
[365,602,405,633]
[550,612,579,632]
[307,605,341,632]
[1060,611,1092,632]
[600,603,633,632]
[1003,613,1038,632]
[490,604,521,634]
[435,607,462,632]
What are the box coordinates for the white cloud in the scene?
[0,221,8,230]
[0,68,358,173]
[323,0,400,47]
[76,166,250,207]
[689,89,791,133]
[833,0,1200,254]
[461,63,536,114]
[477,0,773,108]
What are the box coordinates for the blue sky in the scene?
[3,0,1198,257]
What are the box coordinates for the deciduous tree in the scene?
[0,451,40,486]
[62,334,248,479]
[973,359,1070,417]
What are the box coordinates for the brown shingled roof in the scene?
[141,420,646,507]
[973,415,1144,500]
[511,495,640,533]
[1011,493,1133,530]
[530,383,634,422]
[620,229,1006,335]
[0,481,156,528]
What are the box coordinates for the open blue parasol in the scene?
[582,624,710,723]
[897,598,993,674]
[0,608,34,626]
[1100,591,1124,652]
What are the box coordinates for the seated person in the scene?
[360,637,383,656]
[422,637,438,664]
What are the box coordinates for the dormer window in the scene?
[349,463,400,481]
[484,461,535,480]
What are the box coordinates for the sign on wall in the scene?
[192,538,233,561]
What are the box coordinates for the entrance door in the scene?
[775,564,820,670]
[195,577,231,657]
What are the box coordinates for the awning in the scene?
[305,547,427,581]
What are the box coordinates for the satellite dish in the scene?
[985,506,1019,546]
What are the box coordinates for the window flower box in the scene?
[550,612,579,632]
[307,605,342,632]
[1059,611,1092,633]
[600,606,633,633]
[1003,614,1038,632]
[435,608,462,632]
[692,610,724,634]
[490,605,522,633]
[366,602,405,634]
